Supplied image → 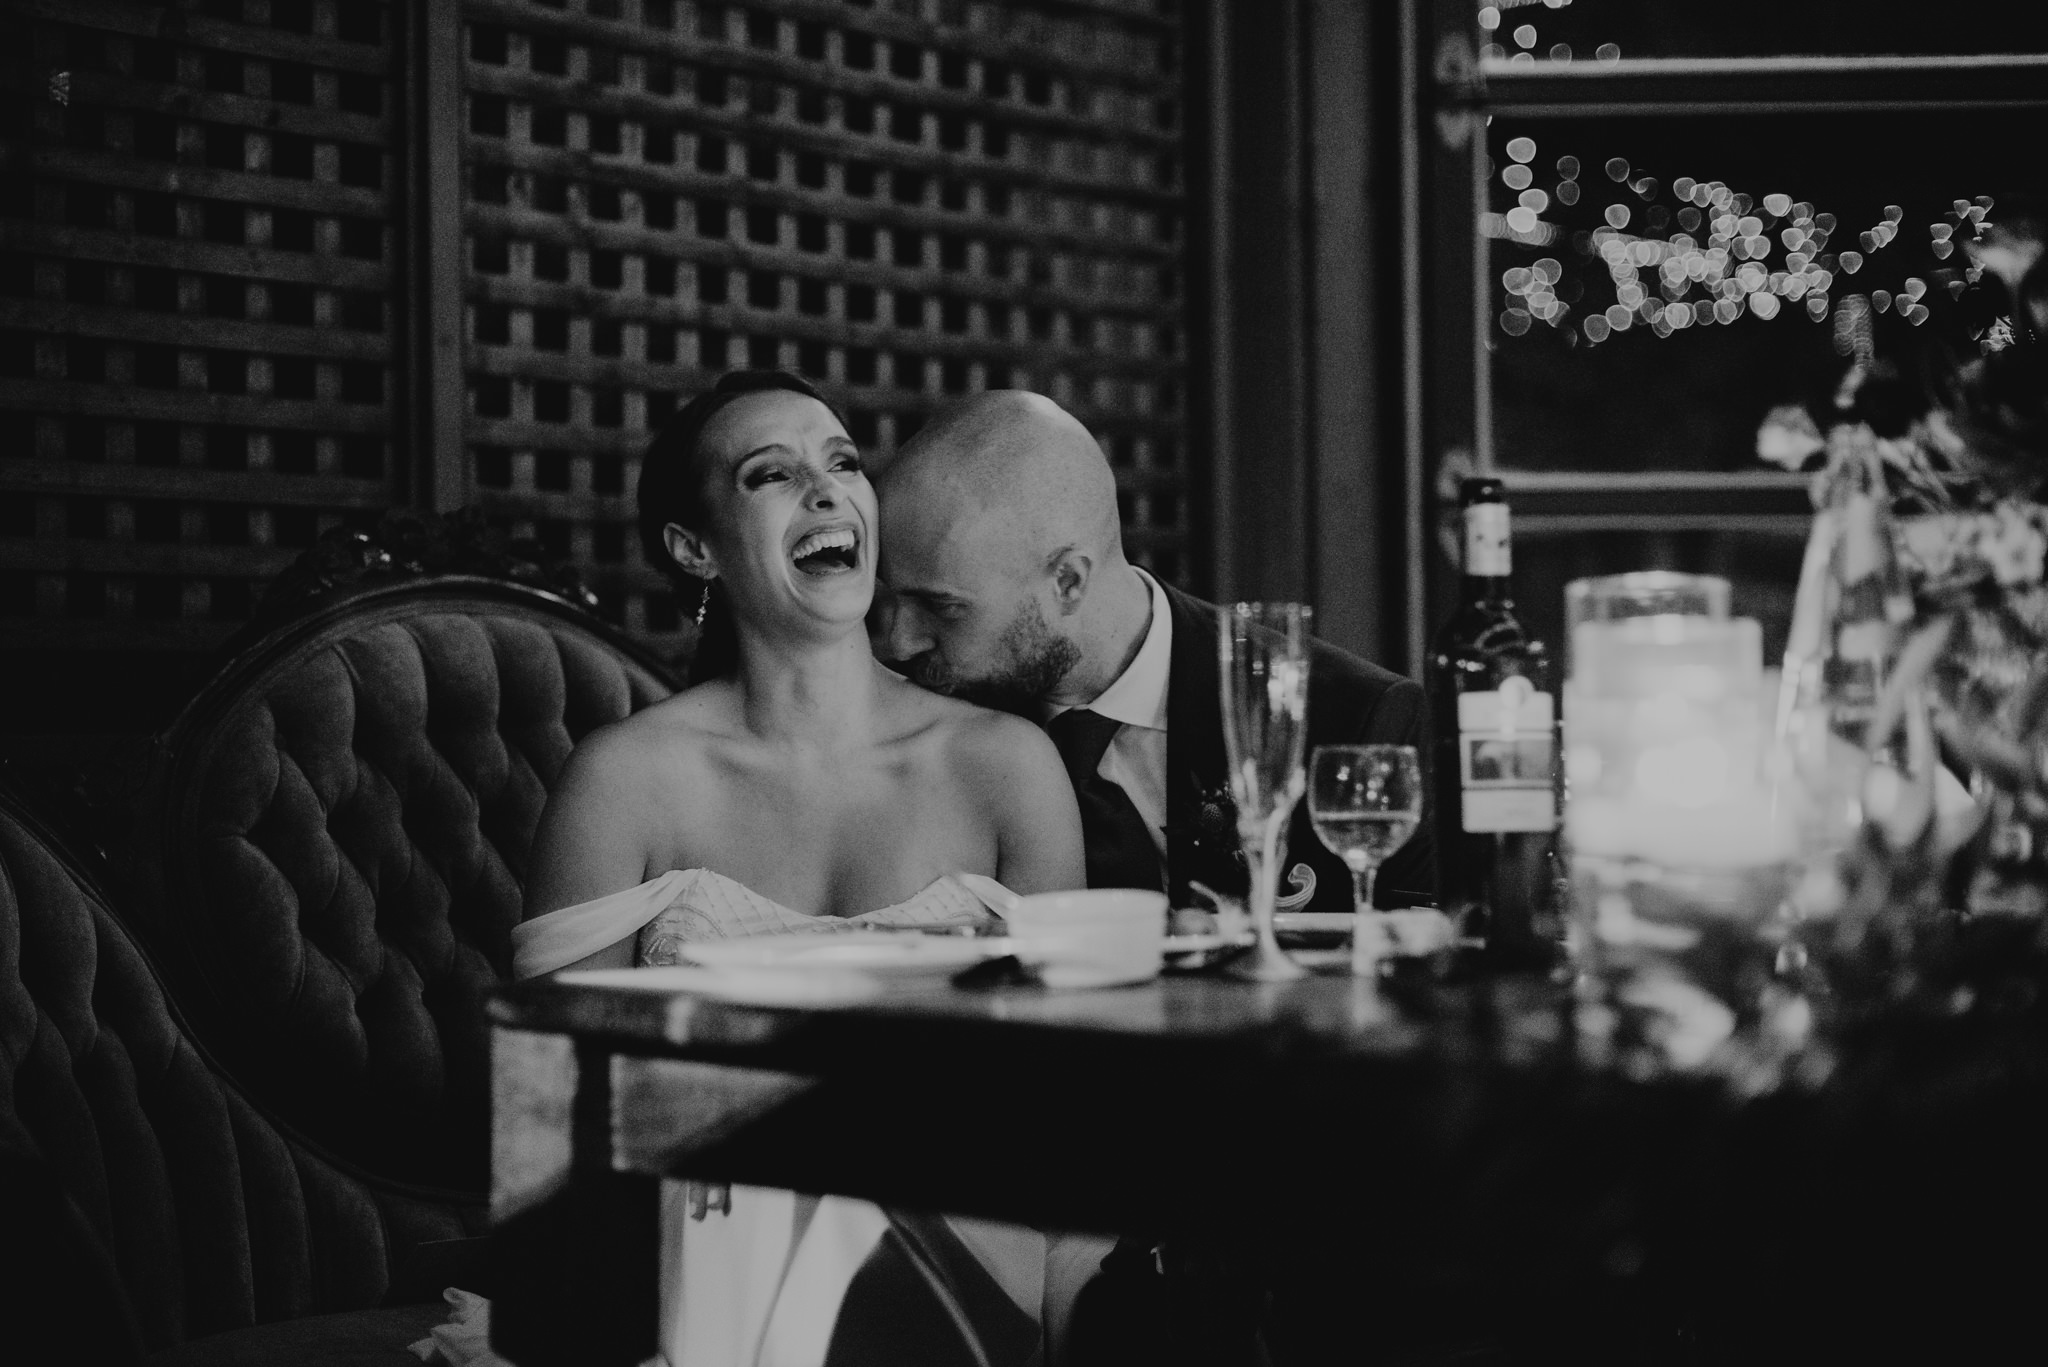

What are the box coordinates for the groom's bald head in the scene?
[877,390,1124,577]
[872,391,1134,710]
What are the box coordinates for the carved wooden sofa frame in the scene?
[1,527,678,1361]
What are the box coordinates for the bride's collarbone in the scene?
[701,731,967,796]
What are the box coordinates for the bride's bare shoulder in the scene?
[527,680,744,910]
[562,680,738,783]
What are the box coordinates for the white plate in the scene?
[1040,961,1158,990]
[1272,912,1355,934]
[972,934,1227,957]
[1274,909,1459,955]
[1163,931,1242,954]
[681,931,1002,978]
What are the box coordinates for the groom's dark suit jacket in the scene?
[1152,583,1435,914]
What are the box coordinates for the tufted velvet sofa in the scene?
[0,777,471,1362]
[116,575,678,1201]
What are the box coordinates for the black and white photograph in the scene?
[3,2,2046,1363]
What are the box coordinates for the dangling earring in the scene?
[694,582,711,628]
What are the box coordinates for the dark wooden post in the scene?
[489,1029,661,1367]
[1197,1,1409,668]
[397,0,468,514]
[1400,0,1488,675]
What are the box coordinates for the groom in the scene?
[872,390,1433,914]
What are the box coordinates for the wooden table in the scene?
[486,963,2048,1365]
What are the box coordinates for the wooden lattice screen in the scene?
[458,0,1192,651]
[0,0,1190,696]
[0,0,403,657]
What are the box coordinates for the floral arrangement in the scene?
[1757,202,2048,924]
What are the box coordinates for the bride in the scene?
[508,370,1097,1367]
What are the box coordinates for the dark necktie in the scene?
[1045,709,1164,893]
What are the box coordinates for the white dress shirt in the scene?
[1047,568,1173,870]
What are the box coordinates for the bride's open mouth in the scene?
[789,525,861,577]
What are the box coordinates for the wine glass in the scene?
[1218,602,1312,981]
[1308,745,1424,975]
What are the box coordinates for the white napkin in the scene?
[406,1288,507,1367]
[557,963,894,1005]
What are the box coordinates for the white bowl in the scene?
[1007,889,1166,988]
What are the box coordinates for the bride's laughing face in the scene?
[668,390,876,636]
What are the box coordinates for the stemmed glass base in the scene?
[1348,866,1383,977]
[1228,810,1307,982]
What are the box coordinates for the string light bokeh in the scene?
[1471,1,2046,376]
[1490,131,1997,349]
[1480,101,2044,484]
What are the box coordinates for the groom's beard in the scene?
[909,601,1080,717]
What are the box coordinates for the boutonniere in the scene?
[1191,784,1236,841]
[1168,782,1245,870]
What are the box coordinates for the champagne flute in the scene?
[1308,745,1424,975]
[1218,602,1311,982]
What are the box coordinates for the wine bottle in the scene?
[1429,478,1563,968]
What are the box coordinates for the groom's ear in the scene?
[663,522,718,580]
[1049,547,1092,615]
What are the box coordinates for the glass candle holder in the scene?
[1564,572,1731,674]
[1564,616,1801,1066]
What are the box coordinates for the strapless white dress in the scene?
[511,866,989,980]
[504,870,1108,1367]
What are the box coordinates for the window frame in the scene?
[1401,0,2048,676]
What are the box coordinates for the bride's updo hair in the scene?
[638,369,845,683]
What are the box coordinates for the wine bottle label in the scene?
[1463,503,1511,577]
[1455,676,1556,833]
